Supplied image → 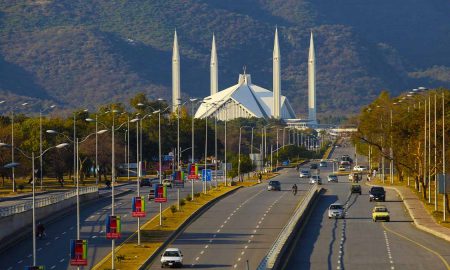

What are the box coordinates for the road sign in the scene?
[70,239,88,266]
[438,174,450,194]
[202,169,212,182]
[132,196,146,217]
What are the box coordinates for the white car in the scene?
[309,175,322,185]
[328,203,345,219]
[353,165,368,172]
[299,169,311,178]
[161,248,183,268]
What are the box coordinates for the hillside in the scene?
[0,0,449,118]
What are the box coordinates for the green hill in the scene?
[0,0,449,117]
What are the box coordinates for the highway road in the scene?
[0,180,205,270]
[145,168,310,270]
[285,145,450,270]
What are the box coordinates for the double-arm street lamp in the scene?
[0,101,29,192]
[238,126,252,181]
[0,142,69,268]
[39,104,56,189]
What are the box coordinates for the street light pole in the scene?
[31,152,36,266]
[111,109,116,270]
[190,99,196,199]
[12,112,15,192]
[204,113,208,193]
[442,92,446,222]
[95,114,99,185]
[158,110,162,226]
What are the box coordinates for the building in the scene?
[194,73,296,120]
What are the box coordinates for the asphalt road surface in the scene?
[285,145,450,270]
[0,180,205,270]
[145,168,311,270]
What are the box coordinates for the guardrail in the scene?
[0,186,98,218]
[257,185,318,270]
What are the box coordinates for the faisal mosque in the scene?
[170,28,318,128]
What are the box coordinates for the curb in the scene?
[138,186,243,270]
[365,182,450,243]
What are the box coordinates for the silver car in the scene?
[328,203,345,219]
[299,169,311,178]
[309,175,322,185]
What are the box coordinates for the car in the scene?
[369,186,386,202]
[340,160,351,166]
[319,161,327,167]
[353,165,368,172]
[328,203,345,219]
[338,165,347,171]
[161,247,183,268]
[267,180,281,191]
[162,179,173,188]
[148,189,155,201]
[351,184,362,194]
[139,178,152,187]
[299,169,311,178]
[349,172,362,183]
[372,205,390,222]
[309,175,322,185]
[310,163,318,170]
[327,174,338,182]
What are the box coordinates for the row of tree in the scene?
[353,89,450,202]
[0,93,325,188]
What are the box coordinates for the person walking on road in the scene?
[258,172,262,183]
[292,184,298,196]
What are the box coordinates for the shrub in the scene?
[230,181,237,186]
[18,184,25,191]
[194,192,201,198]
[170,205,177,214]
[186,194,192,201]
[180,199,186,207]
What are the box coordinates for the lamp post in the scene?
[0,142,69,267]
[190,98,198,199]
[238,126,251,181]
[39,104,56,189]
[442,91,446,222]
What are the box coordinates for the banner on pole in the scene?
[173,171,185,188]
[188,163,199,180]
[70,239,88,266]
[106,215,121,239]
[202,169,212,182]
[154,184,168,202]
[132,196,146,217]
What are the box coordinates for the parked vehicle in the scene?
[161,247,183,268]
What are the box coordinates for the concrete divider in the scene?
[257,185,321,270]
[0,191,98,253]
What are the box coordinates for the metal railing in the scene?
[257,185,318,270]
[0,186,98,218]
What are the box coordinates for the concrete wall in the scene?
[0,192,98,251]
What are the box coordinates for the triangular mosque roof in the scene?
[195,74,296,120]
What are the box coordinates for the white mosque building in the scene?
[170,28,318,126]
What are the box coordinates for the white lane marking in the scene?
[92,235,97,238]
[59,258,65,262]
[220,224,224,228]
[241,251,245,255]
[234,264,237,268]
[383,230,395,269]
[245,245,248,249]
[195,257,199,261]
[124,214,128,217]
[256,225,259,229]
[62,232,66,235]
[69,226,74,230]
[51,265,56,269]
[89,215,95,219]
[54,236,60,240]
[248,240,251,243]
[200,250,204,255]
[100,230,104,233]
[7,267,13,270]
[217,229,221,233]
[27,254,32,258]
[224,220,228,224]
[238,257,241,261]
[17,260,23,264]
[205,245,209,249]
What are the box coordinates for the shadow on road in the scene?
[285,194,338,270]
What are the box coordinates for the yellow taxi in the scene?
[372,205,390,222]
